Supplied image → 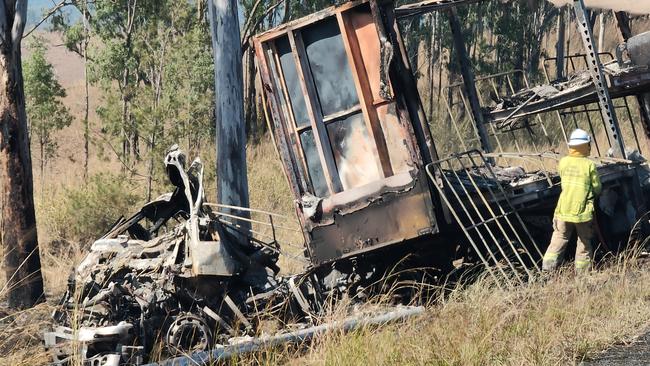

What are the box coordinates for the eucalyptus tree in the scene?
[23,37,73,186]
[0,0,45,308]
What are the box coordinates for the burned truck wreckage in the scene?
[45,0,650,364]
[45,147,320,364]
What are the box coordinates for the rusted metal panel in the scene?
[338,10,393,178]
[268,41,313,190]
[307,172,437,265]
[349,6,392,102]
[254,40,305,197]
[289,30,344,194]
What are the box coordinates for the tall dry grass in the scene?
[289,261,650,366]
[2,139,650,365]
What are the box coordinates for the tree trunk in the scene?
[528,7,558,79]
[283,0,291,23]
[83,5,90,182]
[0,0,45,307]
[39,135,44,199]
[208,0,250,232]
[427,13,435,119]
[121,68,130,167]
[448,9,492,154]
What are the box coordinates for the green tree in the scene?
[23,37,73,188]
[131,1,215,199]
[53,0,215,193]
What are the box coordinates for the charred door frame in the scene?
[255,1,432,194]
[253,0,441,265]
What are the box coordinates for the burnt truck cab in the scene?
[253,0,442,266]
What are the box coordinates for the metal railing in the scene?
[426,150,544,287]
[203,203,309,265]
[441,69,555,161]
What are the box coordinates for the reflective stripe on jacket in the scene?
[554,156,602,223]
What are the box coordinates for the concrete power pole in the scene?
[208,0,251,232]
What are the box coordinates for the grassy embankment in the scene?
[1,138,650,365]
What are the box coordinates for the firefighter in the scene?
[543,129,602,272]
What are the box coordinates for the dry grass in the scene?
[3,257,650,365]
[286,261,650,366]
[3,138,650,366]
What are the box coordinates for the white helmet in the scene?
[568,129,591,147]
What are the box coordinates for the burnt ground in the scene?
[582,330,650,366]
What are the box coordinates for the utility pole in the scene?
[208,0,251,231]
[0,0,45,308]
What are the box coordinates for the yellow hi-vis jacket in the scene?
[554,155,602,223]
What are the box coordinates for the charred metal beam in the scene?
[395,0,486,19]
[572,0,626,158]
[447,8,492,154]
[556,7,566,80]
[488,76,650,123]
[144,306,425,366]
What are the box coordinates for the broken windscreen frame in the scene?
[256,2,419,199]
[276,37,311,128]
[302,17,361,118]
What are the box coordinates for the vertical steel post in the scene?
[572,0,626,158]
[208,0,251,232]
[614,11,650,144]
[556,7,566,80]
[447,8,492,155]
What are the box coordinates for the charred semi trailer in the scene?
[253,0,650,285]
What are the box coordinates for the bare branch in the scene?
[241,0,265,41]
[22,0,72,39]
[241,0,285,54]
[92,129,152,180]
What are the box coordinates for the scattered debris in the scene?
[44,147,319,365]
